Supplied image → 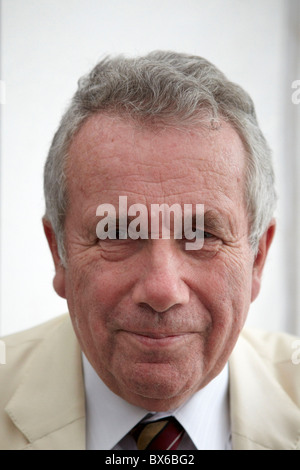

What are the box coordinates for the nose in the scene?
[132,240,190,313]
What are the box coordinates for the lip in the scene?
[123,331,190,347]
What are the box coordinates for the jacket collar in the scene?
[5,318,300,450]
[229,330,300,450]
[5,317,86,450]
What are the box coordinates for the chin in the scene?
[118,362,201,411]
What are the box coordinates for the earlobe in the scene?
[251,220,276,302]
[42,218,66,299]
[52,265,67,299]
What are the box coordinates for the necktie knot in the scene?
[131,416,184,450]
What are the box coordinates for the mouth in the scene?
[123,331,191,348]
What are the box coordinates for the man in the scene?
[0,51,299,450]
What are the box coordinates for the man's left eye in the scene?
[183,228,215,240]
[203,231,214,239]
[115,227,128,240]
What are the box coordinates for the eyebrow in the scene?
[97,209,231,226]
[113,210,232,231]
[91,206,235,239]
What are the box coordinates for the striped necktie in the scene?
[131,417,185,450]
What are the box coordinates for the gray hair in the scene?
[44,51,277,263]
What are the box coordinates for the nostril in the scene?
[138,303,157,313]
[137,302,175,315]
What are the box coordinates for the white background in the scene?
[0,0,299,336]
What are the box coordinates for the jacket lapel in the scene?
[5,316,86,450]
[229,331,300,450]
[5,317,300,450]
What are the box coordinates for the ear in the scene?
[251,220,276,302]
[43,218,66,299]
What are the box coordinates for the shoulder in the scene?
[0,315,70,404]
[231,327,300,409]
[2,314,69,345]
[239,327,300,363]
[237,328,300,372]
[229,328,300,449]
[0,314,84,450]
[1,314,69,364]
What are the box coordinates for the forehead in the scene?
[66,113,246,206]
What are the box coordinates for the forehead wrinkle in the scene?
[66,114,248,219]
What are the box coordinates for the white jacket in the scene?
[0,315,299,450]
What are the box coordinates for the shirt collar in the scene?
[174,363,230,449]
[82,354,230,450]
[82,354,146,450]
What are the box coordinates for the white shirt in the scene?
[82,354,231,450]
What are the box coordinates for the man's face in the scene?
[45,113,273,411]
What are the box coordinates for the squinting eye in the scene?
[203,231,214,239]
[184,228,215,240]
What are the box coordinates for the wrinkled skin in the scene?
[44,114,275,411]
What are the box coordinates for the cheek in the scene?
[64,258,135,349]
[224,252,254,312]
[189,255,253,377]
[191,252,253,333]
[64,264,118,372]
[66,257,129,307]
